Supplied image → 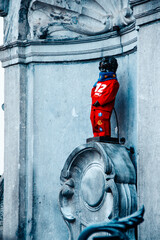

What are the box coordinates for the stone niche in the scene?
[2,0,160,240]
[59,142,137,239]
[0,0,138,240]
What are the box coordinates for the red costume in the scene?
[90,72,119,137]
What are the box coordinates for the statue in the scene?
[90,57,119,137]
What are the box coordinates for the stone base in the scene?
[93,237,118,239]
[86,136,119,144]
[60,142,137,240]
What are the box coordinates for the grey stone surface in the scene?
[0,175,4,240]
[3,64,28,240]
[1,0,160,239]
[0,1,139,239]
[131,0,160,26]
[60,142,137,240]
[0,25,137,66]
[1,54,137,240]
[137,17,160,240]
[130,1,160,239]
[3,0,21,43]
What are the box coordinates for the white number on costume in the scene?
[94,83,107,96]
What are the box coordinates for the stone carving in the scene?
[59,142,137,240]
[28,0,135,39]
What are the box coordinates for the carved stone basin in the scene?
[59,142,137,240]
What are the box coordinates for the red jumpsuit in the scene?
[90,72,119,137]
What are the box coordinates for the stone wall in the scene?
[132,1,160,239]
[1,0,160,239]
[0,1,138,239]
[0,52,137,239]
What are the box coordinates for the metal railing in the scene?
[78,206,145,240]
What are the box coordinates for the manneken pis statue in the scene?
[90,57,119,137]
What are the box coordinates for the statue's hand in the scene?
[93,101,100,107]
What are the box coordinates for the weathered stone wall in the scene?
[138,21,160,239]
[5,0,160,239]
[131,1,160,239]
[29,56,137,240]
[134,3,160,240]
[0,0,138,239]
[0,50,137,240]
[1,55,137,239]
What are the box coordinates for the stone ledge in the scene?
[86,136,119,144]
[130,0,150,7]
[1,22,135,48]
[132,0,160,26]
[0,24,137,67]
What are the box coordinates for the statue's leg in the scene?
[94,111,111,137]
[90,109,99,137]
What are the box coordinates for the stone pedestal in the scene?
[60,142,137,240]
